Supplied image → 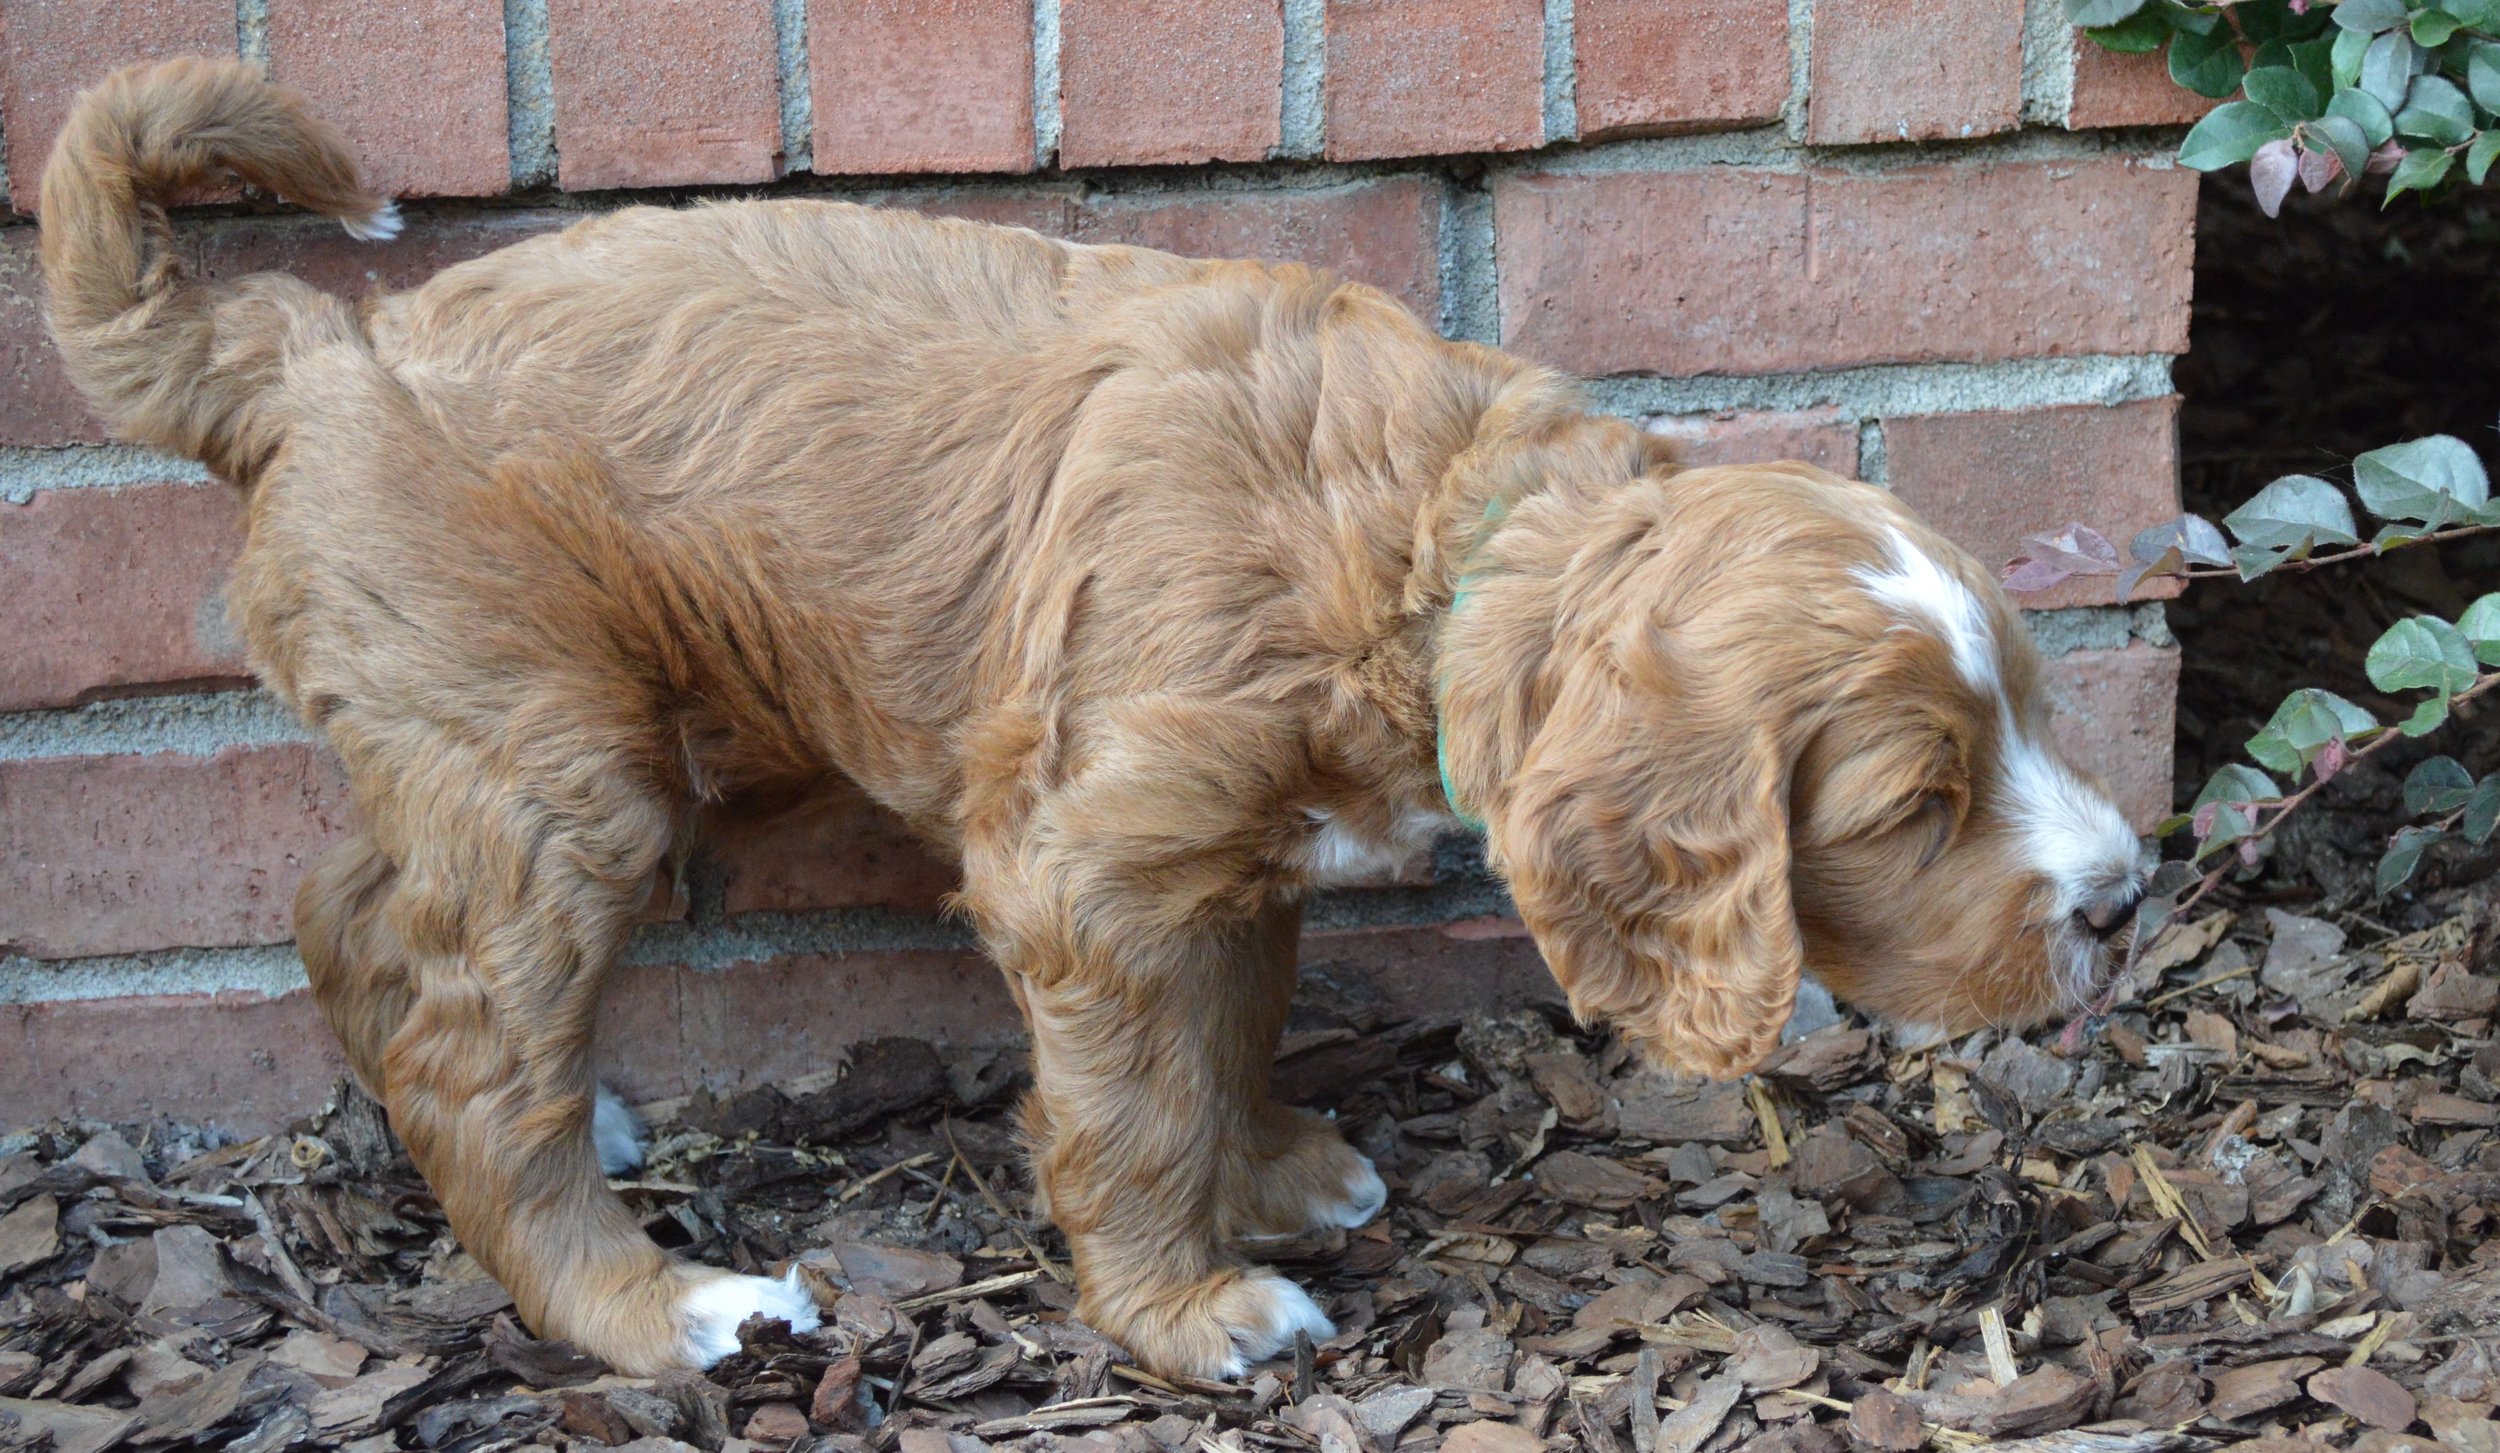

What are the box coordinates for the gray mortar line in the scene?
[1597,354,2177,419]
[1503,116,2169,177]
[0,944,311,1005]
[1438,180,1500,345]
[1279,0,1326,160]
[1782,0,1815,142]
[2022,0,2081,128]
[0,691,312,762]
[1541,0,1578,147]
[0,446,215,502]
[1032,0,1064,171]
[505,0,556,191]
[2022,602,2177,654]
[235,0,269,69]
[773,0,814,175]
[1855,419,1889,487]
[2,874,1522,1004]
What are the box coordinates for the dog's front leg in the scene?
[1011,900,1337,1380]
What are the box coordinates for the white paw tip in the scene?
[340,199,401,242]
[593,1085,647,1176]
[1225,1272,1335,1374]
[679,1268,821,1367]
[1322,1154,1388,1229]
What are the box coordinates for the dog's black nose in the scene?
[2078,883,2144,938]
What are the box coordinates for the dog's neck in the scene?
[1392,382,1679,838]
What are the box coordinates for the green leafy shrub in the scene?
[2004,435,2500,917]
[2070,0,2500,207]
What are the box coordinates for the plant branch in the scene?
[2174,521,2500,581]
[2157,667,2500,931]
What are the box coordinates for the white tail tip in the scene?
[340,199,401,242]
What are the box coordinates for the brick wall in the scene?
[0,0,2198,1130]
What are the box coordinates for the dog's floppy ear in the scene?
[1488,658,1803,1080]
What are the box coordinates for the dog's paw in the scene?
[1312,1153,1387,1230]
[1226,1112,1388,1238]
[677,1268,821,1367]
[593,1085,647,1176]
[1205,1270,1336,1378]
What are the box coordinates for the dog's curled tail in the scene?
[38,57,396,473]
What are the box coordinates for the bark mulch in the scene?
[8,873,2500,1453]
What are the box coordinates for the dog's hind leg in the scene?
[339,722,814,1374]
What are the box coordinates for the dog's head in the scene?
[1433,445,2146,1079]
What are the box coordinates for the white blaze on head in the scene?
[1855,528,2142,984]
[1855,527,1998,693]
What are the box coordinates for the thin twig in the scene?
[943,1120,1070,1284]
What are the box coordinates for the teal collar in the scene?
[1432,498,1508,835]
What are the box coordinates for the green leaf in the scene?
[2160,3,2222,38]
[2368,615,2482,697]
[2247,688,2378,775]
[2466,777,2500,845]
[2335,24,2375,85]
[2388,145,2460,199]
[2458,592,2500,663]
[2415,8,2467,45]
[2222,473,2362,558]
[2291,36,2342,97]
[2328,84,2400,144]
[2404,756,2478,813]
[2087,11,2175,50]
[2448,0,2500,29]
[2470,128,2500,183]
[2180,100,2297,168]
[2312,112,2375,175]
[2248,64,2327,119]
[2354,434,2491,523]
[2398,691,2453,735]
[2335,0,2416,31]
[2068,0,2150,23]
[2195,763,2284,809]
[2171,23,2252,96]
[2362,29,2420,110]
[2471,43,2500,113]
[2377,825,2446,895]
[2397,74,2478,143]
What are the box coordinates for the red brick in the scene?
[1069,178,1444,321]
[547,0,781,191]
[809,0,1033,176]
[2042,643,2179,831]
[1059,0,1282,167]
[0,744,349,959]
[1807,0,2023,145]
[0,991,351,1134]
[1494,159,2196,377]
[0,483,250,712]
[1324,0,1544,161]
[0,922,1556,1131]
[2067,36,2218,130]
[710,785,961,916]
[0,0,236,214]
[1882,397,2184,611]
[1645,409,1860,477]
[264,0,510,199]
[1574,0,1789,140]
[0,226,105,444]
